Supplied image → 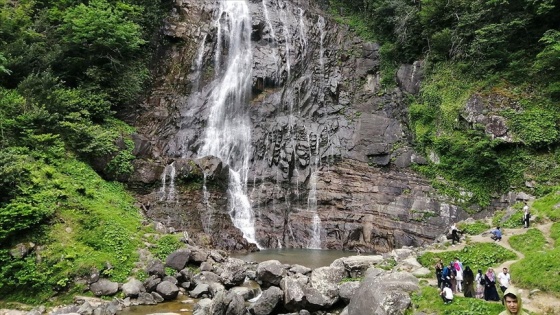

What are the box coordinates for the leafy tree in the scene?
[56,0,145,87]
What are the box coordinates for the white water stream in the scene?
[198,0,260,248]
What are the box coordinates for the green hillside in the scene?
[1,0,560,306]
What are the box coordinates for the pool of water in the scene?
[120,297,195,315]
[231,248,357,268]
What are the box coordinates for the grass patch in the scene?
[409,285,504,315]
[458,220,490,235]
[151,234,184,260]
[510,247,560,293]
[418,243,517,273]
[551,223,560,246]
[492,209,524,228]
[0,158,148,304]
[531,188,560,221]
[508,228,547,254]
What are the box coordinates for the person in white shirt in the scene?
[522,202,531,228]
[440,283,454,304]
[498,267,511,293]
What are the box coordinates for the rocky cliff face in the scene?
[128,0,469,252]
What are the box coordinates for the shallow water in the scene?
[231,248,357,268]
[120,297,195,315]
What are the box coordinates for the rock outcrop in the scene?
[126,0,475,252]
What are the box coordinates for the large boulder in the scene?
[193,298,213,315]
[143,275,162,292]
[309,266,346,306]
[147,259,166,277]
[347,269,419,315]
[248,286,283,315]
[89,279,119,297]
[166,249,191,271]
[331,255,384,278]
[256,260,286,287]
[209,291,246,315]
[219,258,248,288]
[156,281,180,300]
[121,278,145,298]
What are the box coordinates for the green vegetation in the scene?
[0,0,170,304]
[492,209,524,229]
[458,220,490,236]
[531,188,560,221]
[329,0,560,206]
[0,158,147,303]
[509,226,560,293]
[408,286,504,315]
[418,243,517,273]
[551,223,560,247]
[151,234,184,261]
[509,228,547,253]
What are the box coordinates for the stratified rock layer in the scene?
[128,0,471,252]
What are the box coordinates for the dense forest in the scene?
[1,0,559,304]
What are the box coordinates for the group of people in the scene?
[436,258,516,303]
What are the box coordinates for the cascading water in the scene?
[306,130,322,249]
[262,0,280,83]
[298,8,307,55]
[198,0,260,248]
[159,162,177,202]
[317,16,325,74]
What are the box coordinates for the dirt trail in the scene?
[424,220,560,314]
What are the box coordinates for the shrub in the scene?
[458,220,490,235]
[152,234,183,260]
[418,243,517,273]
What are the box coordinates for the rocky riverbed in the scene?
[1,243,433,315]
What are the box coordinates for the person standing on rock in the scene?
[499,287,529,315]
[522,203,531,228]
[463,266,475,298]
[498,267,511,293]
[450,222,460,246]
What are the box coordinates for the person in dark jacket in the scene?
[483,267,500,301]
[435,259,444,289]
[463,266,475,297]
[449,262,457,293]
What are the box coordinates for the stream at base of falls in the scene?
[231,248,356,269]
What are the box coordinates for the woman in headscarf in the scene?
[455,261,464,293]
[449,262,457,293]
[484,267,500,301]
[463,266,475,297]
[475,269,485,298]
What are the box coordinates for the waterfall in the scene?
[307,170,321,249]
[298,8,307,55]
[306,131,322,249]
[159,162,177,202]
[317,16,325,73]
[198,0,260,248]
[192,34,207,92]
[262,0,280,84]
[279,5,291,79]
